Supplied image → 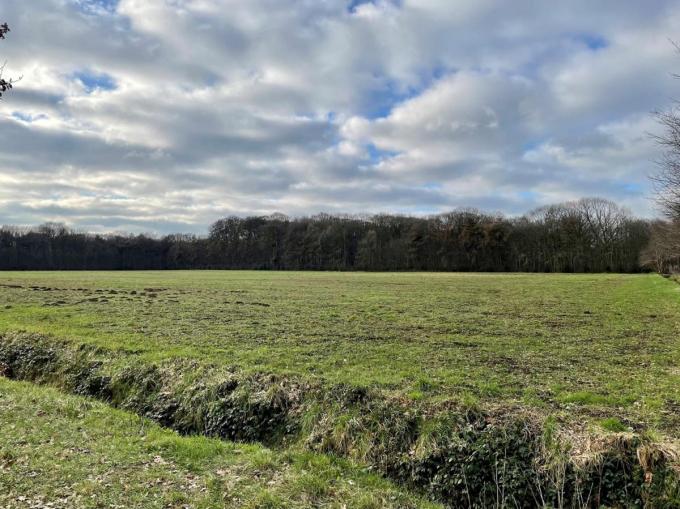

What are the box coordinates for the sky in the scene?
[0,0,679,234]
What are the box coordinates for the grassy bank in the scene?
[0,376,442,509]
[1,331,679,507]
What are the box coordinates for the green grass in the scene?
[0,377,441,509]
[1,271,679,435]
[598,417,629,433]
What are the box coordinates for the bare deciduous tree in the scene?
[652,104,680,220]
[640,221,680,273]
[644,42,680,272]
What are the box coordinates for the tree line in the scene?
[0,198,654,272]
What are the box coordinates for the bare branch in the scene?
[646,40,680,273]
[0,22,17,99]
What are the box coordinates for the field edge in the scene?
[1,331,679,508]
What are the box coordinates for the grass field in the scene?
[1,271,679,433]
[1,271,680,507]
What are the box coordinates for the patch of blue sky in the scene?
[410,64,454,97]
[521,139,546,153]
[73,0,119,14]
[575,33,608,51]
[359,76,404,119]
[362,66,455,120]
[518,190,539,200]
[621,182,644,194]
[348,0,372,13]
[347,0,402,14]
[12,112,47,123]
[365,143,400,163]
[362,78,425,119]
[73,70,117,93]
[428,65,450,82]
[363,99,396,120]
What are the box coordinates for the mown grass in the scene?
[1,271,679,435]
[0,377,441,509]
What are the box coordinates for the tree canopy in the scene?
[0,199,652,272]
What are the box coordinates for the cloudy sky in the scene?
[0,0,679,233]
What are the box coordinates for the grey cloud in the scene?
[0,0,677,233]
